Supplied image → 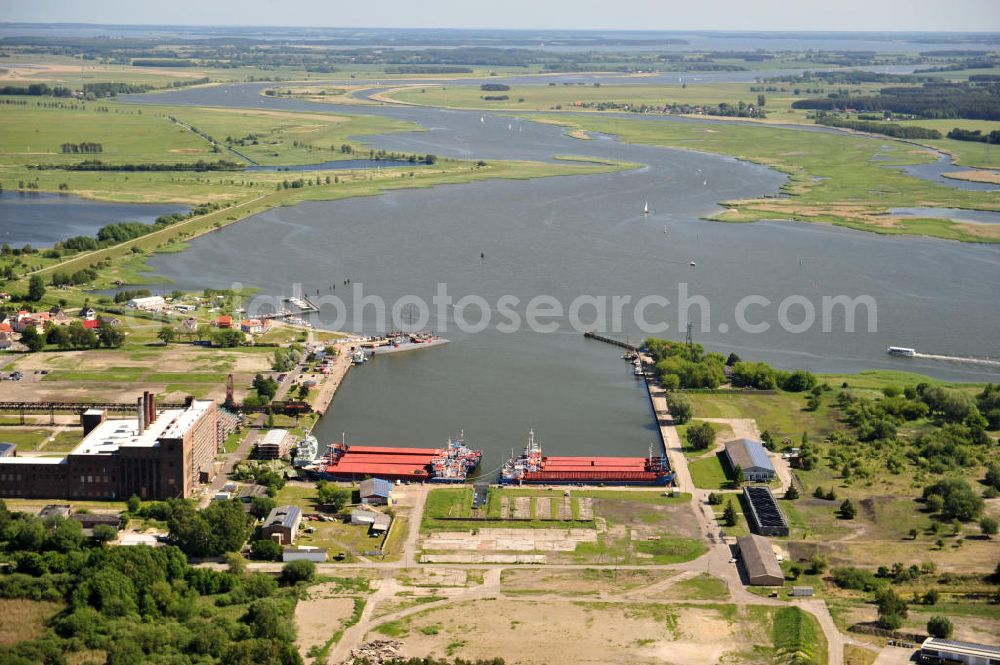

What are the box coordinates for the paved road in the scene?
[199,363,302,507]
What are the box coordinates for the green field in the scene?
[384,81,850,115]
[685,390,843,443]
[421,487,705,566]
[688,453,732,490]
[523,114,1000,243]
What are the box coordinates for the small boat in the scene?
[703,179,707,186]
[351,349,367,365]
[480,116,485,123]
[887,346,916,357]
[663,225,668,233]
[643,200,650,215]
[689,261,697,267]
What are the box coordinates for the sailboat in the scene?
[703,179,707,186]
[663,225,668,234]
[480,116,485,124]
[643,200,650,215]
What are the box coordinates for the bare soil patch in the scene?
[382,600,765,665]
[294,587,356,657]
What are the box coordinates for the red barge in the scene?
[316,434,481,482]
[500,430,674,486]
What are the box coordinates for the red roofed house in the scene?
[215,315,233,329]
[82,319,100,330]
[14,311,50,333]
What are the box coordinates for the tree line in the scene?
[645,338,816,392]
[813,115,942,139]
[946,127,1000,144]
[792,81,1000,121]
[31,159,244,172]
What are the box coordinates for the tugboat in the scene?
[429,431,483,483]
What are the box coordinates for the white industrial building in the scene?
[127,295,166,311]
[919,638,1000,665]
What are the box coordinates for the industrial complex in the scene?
[0,393,218,500]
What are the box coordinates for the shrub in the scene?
[922,478,984,521]
[665,392,693,424]
[980,516,998,536]
[831,567,879,591]
[839,499,857,520]
[280,559,316,585]
[806,555,827,575]
[685,421,716,450]
[249,539,283,562]
[927,616,954,638]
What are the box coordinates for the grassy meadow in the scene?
[528,113,1000,242]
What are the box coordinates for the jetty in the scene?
[583,331,634,349]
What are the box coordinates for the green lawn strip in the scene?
[688,453,733,490]
[771,606,828,665]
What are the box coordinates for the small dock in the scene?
[583,331,632,349]
[285,296,318,312]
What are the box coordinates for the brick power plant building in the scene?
[0,393,218,500]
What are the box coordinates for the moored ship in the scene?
[499,430,674,486]
[313,432,481,482]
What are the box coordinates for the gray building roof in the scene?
[360,477,393,499]
[737,534,784,586]
[725,438,774,473]
[264,505,301,530]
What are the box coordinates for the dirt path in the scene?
[398,485,431,567]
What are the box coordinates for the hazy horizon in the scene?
[3,0,999,33]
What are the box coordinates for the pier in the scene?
[285,296,318,312]
[583,331,635,349]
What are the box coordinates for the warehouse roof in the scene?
[725,438,774,472]
[264,505,301,530]
[359,477,393,498]
[260,429,289,446]
[737,534,784,585]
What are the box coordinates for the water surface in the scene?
[0,190,187,246]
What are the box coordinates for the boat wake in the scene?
[913,352,1000,368]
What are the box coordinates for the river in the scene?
[119,81,1000,464]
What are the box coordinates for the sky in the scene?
[2,0,999,32]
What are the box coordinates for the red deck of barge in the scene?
[525,456,662,482]
[323,444,443,481]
